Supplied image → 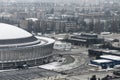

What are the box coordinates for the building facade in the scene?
[0,23,55,69]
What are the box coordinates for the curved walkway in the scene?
[39,53,88,72]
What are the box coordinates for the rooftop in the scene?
[0,23,32,40]
[26,18,38,22]
[100,55,120,61]
[92,59,112,63]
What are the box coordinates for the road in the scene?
[53,46,114,80]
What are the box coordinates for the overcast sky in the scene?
[2,0,115,4]
[10,0,105,4]
[25,0,101,3]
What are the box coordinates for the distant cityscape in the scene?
[0,0,120,34]
[1,0,120,80]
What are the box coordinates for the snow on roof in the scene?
[92,59,112,63]
[101,32,111,35]
[36,36,55,44]
[26,18,38,22]
[54,41,71,45]
[0,23,32,40]
[54,41,63,44]
[104,38,114,42]
[100,55,120,61]
[57,38,64,40]
[103,50,110,53]
[0,12,12,18]
[109,50,118,53]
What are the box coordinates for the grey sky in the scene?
[2,0,115,4]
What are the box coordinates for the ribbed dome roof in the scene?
[0,23,32,40]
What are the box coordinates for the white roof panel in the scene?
[36,36,55,44]
[26,18,38,22]
[0,23,32,40]
[100,55,120,61]
[92,59,112,63]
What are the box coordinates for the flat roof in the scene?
[36,36,55,44]
[92,59,112,63]
[100,55,120,61]
[26,18,38,21]
[90,49,120,55]
[69,38,87,42]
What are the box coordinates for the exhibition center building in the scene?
[0,23,55,70]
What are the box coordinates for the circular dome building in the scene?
[0,23,55,70]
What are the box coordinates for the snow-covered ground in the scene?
[39,55,83,71]
[39,62,61,70]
